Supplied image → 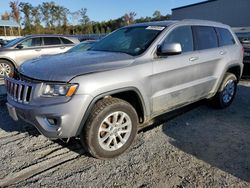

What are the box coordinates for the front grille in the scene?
[5,77,34,104]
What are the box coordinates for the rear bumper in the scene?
[7,94,93,139]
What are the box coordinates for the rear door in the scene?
[192,26,226,94]
[40,37,67,55]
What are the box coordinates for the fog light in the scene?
[47,118,57,126]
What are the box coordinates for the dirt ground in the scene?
[0,80,249,188]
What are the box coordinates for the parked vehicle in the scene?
[66,40,97,53]
[234,28,250,76]
[5,20,243,159]
[0,35,79,78]
[0,39,11,47]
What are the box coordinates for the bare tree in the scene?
[1,11,10,20]
[9,1,21,24]
[123,12,137,25]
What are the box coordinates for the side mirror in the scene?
[157,43,182,56]
[16,44,23,49]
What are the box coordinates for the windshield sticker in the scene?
[146,26,165,31]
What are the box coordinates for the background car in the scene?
[0,35,79,78]
[234,28,250,76]
[66,40,97,53]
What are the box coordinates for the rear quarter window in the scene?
[61,37,73,44]
[216,27,235,46]
[193,26,218,50]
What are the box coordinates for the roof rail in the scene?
[182,19,223,24]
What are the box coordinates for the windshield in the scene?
[90,26,165,56]
[67,41,96,53]
[4,37,24,48]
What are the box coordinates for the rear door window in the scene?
[193,26,218,50]
[216,27,235,46]
[163,26,194,53]
[43,37,61,46]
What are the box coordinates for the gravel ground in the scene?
[0,81,249,187]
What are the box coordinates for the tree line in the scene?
[1,1,171,36]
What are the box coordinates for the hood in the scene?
[19,51,134,82]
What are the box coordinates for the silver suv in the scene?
[0,35,79,78]
[5,20,243,159]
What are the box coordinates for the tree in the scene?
[79,8,90,25]
[123,12,136,25]
[48,1,56,28]
[19,2,33,32]
[40,2,51,28]
[93,25,100,34]
[153,10,162,19]
[79,8,92,34]
[31,6,42,33]
[70,10,81,25]
[9,1,21,25]
[106,27,111,33]
[1,12,10,20]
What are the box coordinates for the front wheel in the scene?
[80,98,138,159]
[211,73,237,108]
[0,60,14,78]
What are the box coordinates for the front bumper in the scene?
[7,94,93,139]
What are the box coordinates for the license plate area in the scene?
[6,103,18,121]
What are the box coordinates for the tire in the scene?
[211,73,237,108]
[0,60,14,78]
[80,98,138,159]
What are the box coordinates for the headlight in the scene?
[42,83,78,97]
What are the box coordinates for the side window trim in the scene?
[214,27,222,47]
[191,26,199,51]
[213,27,220,48]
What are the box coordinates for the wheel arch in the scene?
[226,64,242,82]
[0,58,17,69]
[76,87,147,136]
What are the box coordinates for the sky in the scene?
[0,0,204,22]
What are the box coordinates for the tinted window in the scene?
[61,37,73,44]
[164,26,193,53]
[21,37,41,48]
[193,26,218,50]
[216,28,235,46]
[43,37,61,45]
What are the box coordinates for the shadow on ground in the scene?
[0,99,87,156]
[162,84,250,182]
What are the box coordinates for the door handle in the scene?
[189,57,199,62]
[220,51,226,55]
[60,46,65,49]
[35,49,41,52]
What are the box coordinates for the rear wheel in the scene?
[80,98,138,159]
[211,73,237,108]
[0,60,14,78]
